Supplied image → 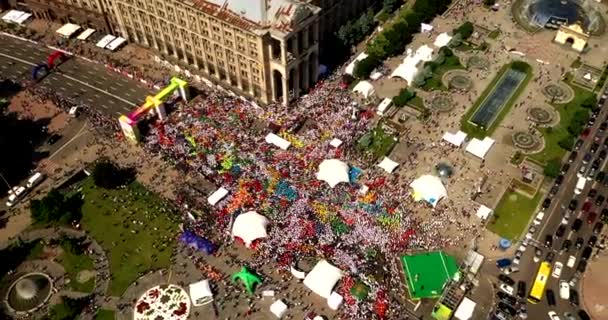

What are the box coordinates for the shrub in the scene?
[581,96,597,109]
[393,88,416,107]
[31,189,83,225]
[353,55,380,79]
[558,136,575,151]
[543,158,561,178]
[453,21,474,40]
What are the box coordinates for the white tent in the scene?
[56,23,81,37]
[265,133,291,150]
[270,300,288,318]
[189,279,213,306]
[231,211,269,247]
[327,292,344,310]
[352,81,375,98]
[454,297,476,320]
[420,23,434,33]
[317,159,350,188]
[12,12,32,24]
[466,137,495,159]
[344,52,369,75]
[303,260,344,299]
[410,175,447,207]
[77,28,96,40]
[106,37,126,51]
[476,205,493,220]
[290,266,306,279]
[390,45,434,83]
[433,32,453,48]
[378,157,399,173]
[329,138,343,148]
[442,131,467,147]
[207,187,229,206]
[2,10,32,25]
[96,35,116,48]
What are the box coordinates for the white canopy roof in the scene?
[466,137,495,159]
[390,45,434,83]
[270,300,288,318]
[454,297,476,320]
[208,187,229,206]
[317,159,349,188]
[344,52,369,75]
[231,211,269,247]
[378,157,399,173]
[329,138,343,148]
[442,131,467,147]
[265,133,291,150]
[2,10,32,24]
[77,28,96,40]
[56,23,81,37]
[303,260,344,299]
[476,205,493,220]
[370,71,383,80]
[434,32,453,48]
[352,81,375,98]
[327,292,344,310]
[96,35,116,48]
[377,98,393,116]
[189,279,213,306]
[106,37,126,51]
[420,23,434,33]
[410,175,447,207]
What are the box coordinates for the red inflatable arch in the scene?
[47,51,66,69]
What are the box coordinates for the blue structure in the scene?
[179,231,217,255]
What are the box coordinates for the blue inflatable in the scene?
[32,64,49,81]
[179,230,217,255]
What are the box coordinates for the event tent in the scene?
[327,292,344,310]
[378,157,399,173]
[77,28,96,40]
[454,297,476,320]
[442,131,467,147]
[390,45,434,83]
[2,10,32,24]
[231,211,269,247]
[476,205,493,220]
[352,81,375,98]
[465,137,495,159]
[96,35,116,48]
[106,37,127,51]
[433,33,453,48]
[270,300,288,318]
[401,251,460,300]
[420,23,434,33]
[56,23,81,38]
[317,159,350,188]
[265,133,291,150]
[208,187,229,206]
[189,279,214,306]
[329,138,343,148]
[344,52,369,75]
[410,175,447,207]
[303,260,344,299]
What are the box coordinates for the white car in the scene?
[552,262,563,278]
[533,211,545,225]
[548,311,561,320]
[499,283,514,295]
[503,266,520,275]
[566,255,576,268]
[6,186,26,207]
[559,281,570,300]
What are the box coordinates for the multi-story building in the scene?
[9,0,377,105]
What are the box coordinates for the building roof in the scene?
[401,251,460,300]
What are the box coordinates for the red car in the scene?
[582,128,591,138]
[582,201,592,212]
[587,212,597,224]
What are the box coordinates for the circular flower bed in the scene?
[542,83,574,104]
[427,94,454,113]
[134,285,190,320]
[527,107,553,125]
[466,55,489,70]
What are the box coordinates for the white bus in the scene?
[574,176,586,195]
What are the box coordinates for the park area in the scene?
[488,189,542,240]
[80,178,179,296]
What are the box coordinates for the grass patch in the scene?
[57,244,95,293]
[357,125,398,159]
[94,309,116,320]
[409,95,424,108]
[80,178,179,296]
[488,189,542,240]
[460,61,532,138]
[488,30,500,39]
[422,55,465,91]
[529,85,595,164]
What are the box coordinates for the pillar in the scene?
[302,61,309,92]
[281,40,287,65]
[281,74,288,106]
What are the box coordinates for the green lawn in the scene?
[460,61,532,138]
[58,244,95,293]
[80,178,179,296]
[94,309,116,320]
[488,30,500,39]
[422,55,464,91]
[358,126,398,159]
[529,85,595,164]
[488,189,542,240]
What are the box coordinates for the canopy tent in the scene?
[96,35,116,48]
[378,157,399,173]
[2,10,32,24]
[189,279,214,306]
[317,159,350,188]
[433,33,453,48]
[401,251,460,300]
[303,260,344,299]
[420,23,434,33]
[179,231,217,254]
[270,300,288,318]
[231,211,269,247]
[329,138,343,148]
[106,37,127,51]
[327,292,344,310]
[352,81,375,98]
[442,131,467,147]
[390,45,434,83]
[376,98,393,116]
[208,187,229,206]
[290,266,306,279]
[56,23,81,38]
[454,297,476,320]
[410,175,447,207]
[344,52,369,75]
[476,205,493,220]
[465,137,495,159]
[463,250,485,275]
[77,28,96,40]
[265,133,291,150]
[370,71,383,80]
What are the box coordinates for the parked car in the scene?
[559,281,570,300]
[578,310,591,320]
[582,246,593,260]
[546,290,556,306]
[552,262,563,278]
[545,235,553,247]
[498,301,517,317]
[591,142,600,153]
[517,281,526,299]
[601,208,608,221]
[555,225,566,238]
[583,153,592,164]
[566,255,576,268]
[503,266,520,275]
[542,198,551,209]
[498,274,515,286]
[587,211,597,224]
[593,222,603,234]
[575,237,585,249]
[589,235,598,247]
[534,248,542,263]
[564,312,577,320]
[574,139,584,151]
[499,283,514,296]
[561,239,572,252]
[568,200,578,212]
[582,201,592,212]
[577,260,588,273]
[572,219,583,232]
[569,289,579,306]
[496,258,512,269]
[497,291,517,305]
[546,251,555,263]
[548,311,560,320]
[596,195,605,206]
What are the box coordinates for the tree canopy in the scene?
[92,160,134,189]
[30,189,83,225]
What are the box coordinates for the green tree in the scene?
[46,296,90,320]
[353,55,380,79]
[558,136,575,151]
[453,21,475,39]
[543,159,561,178]
[30,189,83,225]
[581,96,597,109]
[367,33,390,58]
[383,0,399,13]
[92,160,132,189]
[393,88,416,107]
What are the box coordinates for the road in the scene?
[492,92,608,320]
[0,34,152,116]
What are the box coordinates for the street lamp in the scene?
[0,171,13,192]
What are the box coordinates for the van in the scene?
[6,186,26,207]
[574,177,586,195]
[566,255,576,268]
[26,172,45,188]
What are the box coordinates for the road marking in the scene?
[66,82,73,87]
[109,86,117,91]
[101,105,109,109]
[0,52,35,66]
[48,123,88,160]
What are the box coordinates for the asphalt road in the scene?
[492,93,608,320]
[0,34,152,116]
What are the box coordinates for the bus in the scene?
[528,261,552,304]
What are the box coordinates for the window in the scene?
[241,70,248,77]
[228,65,235,71]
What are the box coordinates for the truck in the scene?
[574,176,586,195]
